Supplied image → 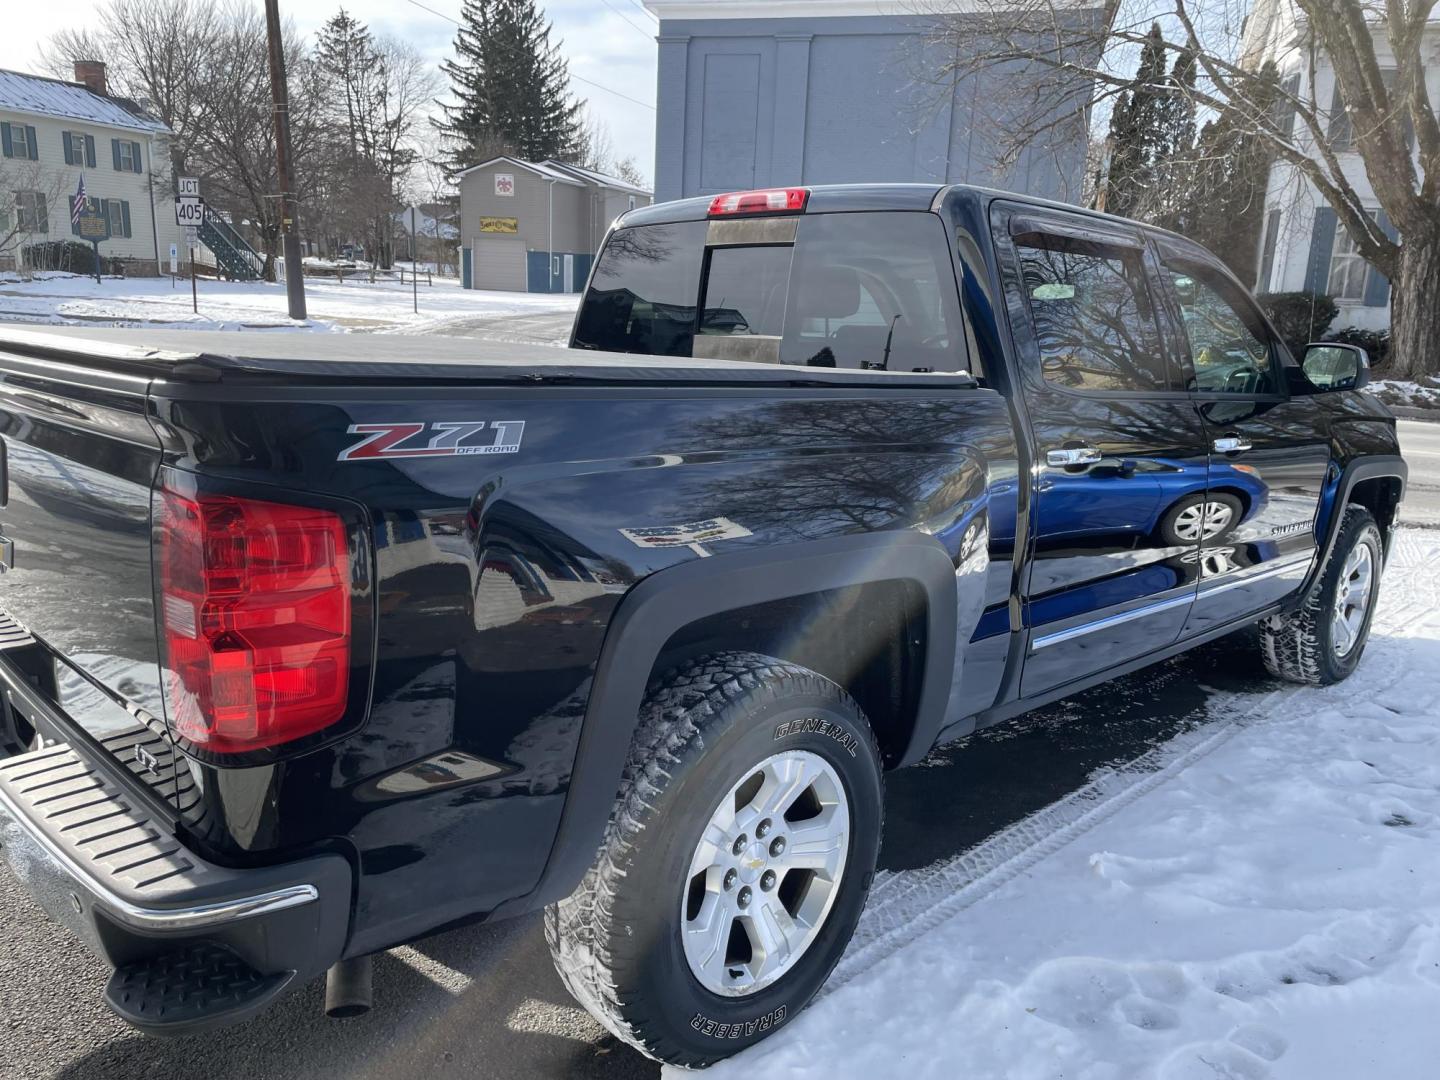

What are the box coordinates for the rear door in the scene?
[1152,239,1329,630]
[991,205,1211,696]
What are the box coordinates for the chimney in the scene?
[73,60,107,96]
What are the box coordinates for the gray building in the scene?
[456,156,652,293]
[645,0,1099,204]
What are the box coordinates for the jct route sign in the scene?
[174,197,204,228]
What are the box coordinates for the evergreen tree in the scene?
[436,0,584,172]
[1103,23,1169,218]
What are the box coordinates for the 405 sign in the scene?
[174,196,204,227]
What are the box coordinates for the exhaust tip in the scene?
[324,955,373,1019]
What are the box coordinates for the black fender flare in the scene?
[494,530,960,917]
[1294,454,1407,606]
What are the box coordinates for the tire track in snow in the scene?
[823,529,1430,998]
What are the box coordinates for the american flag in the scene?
[71,175,86,227]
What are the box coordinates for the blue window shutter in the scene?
[1305,207,1338,293]
[131,142,142,172]
[1363,210,1398,307]
[121,200,132,238]
[0,122,11,157]
[24,126,37,160]
[112,138,122,170]
[85,134,96,169]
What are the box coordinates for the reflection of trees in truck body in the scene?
[677,398,1002,547]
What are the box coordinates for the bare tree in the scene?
[0,162,70,277]
[40,0,221,173]
[924,0,1440,377]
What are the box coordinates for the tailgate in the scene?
[0,352,177,806]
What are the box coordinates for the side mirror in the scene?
[1301,342,1370,392]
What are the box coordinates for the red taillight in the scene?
[707,188,809,217]
[157,482,351,754]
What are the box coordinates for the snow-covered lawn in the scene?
[0,271,576,335]
[694,528,1440,1080]
[1368,379,1440,412]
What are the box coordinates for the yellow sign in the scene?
[479,216,519,234]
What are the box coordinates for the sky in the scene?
[2,0,659,185]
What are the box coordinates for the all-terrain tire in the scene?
[545,652,884,1067]
[1259,505,1383,684]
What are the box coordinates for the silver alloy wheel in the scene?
[1173,500,1236,542]
[680,748,849,997]
[1331,537,1377,658]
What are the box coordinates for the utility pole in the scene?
[263,0,307,320]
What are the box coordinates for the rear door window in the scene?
[1014,233,1173,392]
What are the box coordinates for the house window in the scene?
[64,132,84,165]
[117,140,138,171]
[628,195,637,211]
[6,124,37,160]
[1327,212,1378,301]
[1329,70,1411,152]
[105,199,125,238]
[14,191,49,234]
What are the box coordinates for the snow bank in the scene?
[690,529,1440,1080]
[1368,379,1440,411]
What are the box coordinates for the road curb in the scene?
[1383,404,1440,422]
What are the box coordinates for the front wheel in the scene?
[546,652,884,1067]
[1259,505,1383,684]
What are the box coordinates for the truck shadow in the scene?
[45,632,1274,1080]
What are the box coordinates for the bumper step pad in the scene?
[106,942,294,1036]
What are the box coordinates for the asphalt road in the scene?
[0,357,1433,1078]
[1397,418,1440,525]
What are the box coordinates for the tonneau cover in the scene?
[0,324,978,389]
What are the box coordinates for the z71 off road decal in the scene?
[338,421,525,461]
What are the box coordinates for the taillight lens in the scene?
[707,188,809,216]
[157,481,351,754]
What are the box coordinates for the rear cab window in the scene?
[573,211,969,374]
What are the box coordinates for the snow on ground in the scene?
[691,528,1440,1080]
[0,272,576,335]
[1368,379,1440,412]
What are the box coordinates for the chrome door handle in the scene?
[1046,447,1103,467]
[1213,437,1253,453]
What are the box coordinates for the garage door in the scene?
[472,237,527,292]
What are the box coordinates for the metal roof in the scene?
[540,161,652,197]
[0,69,168,134]
[455,156,586,186]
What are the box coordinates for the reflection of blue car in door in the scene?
[1039,457,1268,548]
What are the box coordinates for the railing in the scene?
[198,211,264,282]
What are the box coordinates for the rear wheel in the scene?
[546,652,883,1067]
[1259,505,1383,684]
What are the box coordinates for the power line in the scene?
[401,0,656,111]
[598,0,656,42]
[628,0,659,19]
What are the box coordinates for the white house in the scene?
[0,62,183,275]
[1241,3,1438,331]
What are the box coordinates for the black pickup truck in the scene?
[0,184,1405,1067]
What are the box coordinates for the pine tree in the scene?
[1103,23,1169,218]
[435,0,584,172]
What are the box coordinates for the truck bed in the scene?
[0,324,978,389]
